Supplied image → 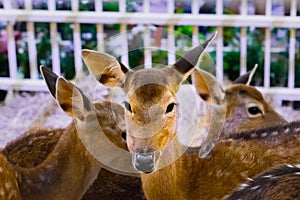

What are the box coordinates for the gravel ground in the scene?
[1,72,300,148]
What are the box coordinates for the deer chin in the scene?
[132,151,161,173]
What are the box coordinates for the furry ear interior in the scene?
[172,32,217,80]
[232,64,258,85]
[40,65,59,98]
[82,49,129,87]
[55,77,91,120]
[192,68,225,105]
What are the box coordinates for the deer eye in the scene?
[248,106,262,116]
[124,101,132,113]
[121,131,127,141]
[166,103,176,113]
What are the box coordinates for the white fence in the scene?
[0,0,300,106]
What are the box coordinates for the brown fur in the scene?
[142,121,300,199]
[3,100,143,200]
[224,163,300,200]
[0,151,21,200]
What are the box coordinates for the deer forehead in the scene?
[124,68,183,94]
[226,84,264,102]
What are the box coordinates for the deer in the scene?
[82,62,287,199]
[82,31,299,199]
[3,66,141,200]
[224,162,300,200]
[0,151,21,200]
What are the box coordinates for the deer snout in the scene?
[132,150,161,173]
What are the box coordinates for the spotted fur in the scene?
[224,164,300,200]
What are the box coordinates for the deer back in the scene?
[224,163,300,200]
[141,121,300,200]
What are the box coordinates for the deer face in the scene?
[83,33,216,173]
[123,70,178,173]
[192,65,287,139]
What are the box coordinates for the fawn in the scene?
[0,151,21,200]
[83,32,295,199]
[224,163,300,200]
[3,66,137,200]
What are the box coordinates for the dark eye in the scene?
[248,106,262,115]
[121,131,126,141]
[166,103,176,113]
[124,101,132,112]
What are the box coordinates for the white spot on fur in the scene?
[271,131,278,136]
[251,185,260,190]
[261,132,268,137]
[247,177,254,181]
[239,183,249,190]
[294,164,300,168]
[251,133,257,138]
[284,128,290,134]
[263,174,273,179]
[4,182,11,189]
[287,164,295,168]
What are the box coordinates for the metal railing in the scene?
[0,0,299,106]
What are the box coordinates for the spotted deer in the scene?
[224,163,300,200]
[0,151,21,200]
[3,66,138,200]
[192,66,286,156]
[82,31,299,199]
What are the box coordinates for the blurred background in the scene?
[0,0,300,146]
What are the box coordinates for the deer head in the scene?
[40,66,136,175]
[82,33,216,173]
[192,65,286,139]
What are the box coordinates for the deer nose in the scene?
[132,152,155,173]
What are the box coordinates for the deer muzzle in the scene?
[132,152,158,173]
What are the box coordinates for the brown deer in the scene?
[3,66,140,200]
[83,65,288,199]
[82,32,299,199]
[224,163,300,200]
[192,66,286,156]
[0,151,21,200]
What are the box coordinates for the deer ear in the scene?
[172,32,217,80]
[55,77,92,120]
[82,49,129,87]
[192,68,225,105]
[40,65,59,98]
[233,64,258,85]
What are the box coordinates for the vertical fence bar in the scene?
[25,0,38,79]
[168,25,176,65]
[288,0,296,89]
[143,0,150,13]
[119,0,128,66]
[144,25,152,68]
[167,1,175,65]
[72,0,82,73]
[95,0,104,52]
[240,0,247,75]
[216,0,223,82]
[192,0,199,47]
[48,0,60,75]
[142,0,151,68]
[3,0,18,79]
[167,0,174,14]
[264,0,272,88]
